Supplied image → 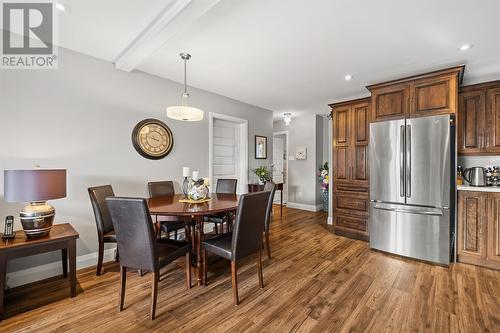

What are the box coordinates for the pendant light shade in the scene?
[166,52,204,121]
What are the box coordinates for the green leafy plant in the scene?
[253,166,271,183]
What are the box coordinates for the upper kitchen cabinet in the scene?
[458,81,500,155]
[367,66,464,122]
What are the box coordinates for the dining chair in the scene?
[148,181,187,240]
[88,185,118,276]
[204,178,238,234]
[106,197,192,320]
[263,181,277,260]
[202,191,270,305]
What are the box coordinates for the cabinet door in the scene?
[333,106,350,182]
[485,88,500,153]
[486,193,500,267]
[411,74,457,117]
[457,192,487,264]
[350,102,369,184]
[458,90,485,154]
[370,83,410,122]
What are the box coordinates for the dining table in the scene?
[147,193,239,286]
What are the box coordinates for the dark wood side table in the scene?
[248,183,284,216]
[0,223,79,320]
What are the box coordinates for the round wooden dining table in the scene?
[147,193,239,286]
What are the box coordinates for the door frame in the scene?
[273,130,289,203]
[209,112,248,194]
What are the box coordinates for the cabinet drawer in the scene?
[333,191,369,214]
[334,214,369,241]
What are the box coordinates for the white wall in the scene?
[0,47,273,280]
[273,114,325,211]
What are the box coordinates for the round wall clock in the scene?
[132,119,174,160]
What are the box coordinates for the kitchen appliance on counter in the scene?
[463,167,487,186]
[486,167,500,187]
[369,114,454,265]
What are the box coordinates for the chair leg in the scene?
[174,229,178,240]
[202,249,208,286]
[119,265,126,311]
[186,251,192,289]
[231,260,239,305]
[138,269,144,277]
[97,241,104,276]
[257,250,264,288]
[115,248,120,263]
[265,231,271,260]
[150,270,159,320]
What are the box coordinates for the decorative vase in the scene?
[258,179,265,185]
[187,183,209,201]
[321,191,329,212]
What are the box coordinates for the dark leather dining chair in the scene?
[204,178,238,234]
[202,191,270,305]
[263,181,277,260]
[106,197,192,320]
[88,185,117,276]
[148,181,187,240]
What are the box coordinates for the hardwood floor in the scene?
[1,207,499,332]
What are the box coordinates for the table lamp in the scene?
[4,169,66,239]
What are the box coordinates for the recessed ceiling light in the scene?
[55,2,71,12]
[344,74,353,81]
[458,44,473,51]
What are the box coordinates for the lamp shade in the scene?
[4,169,67,203]
[166,106,204,121]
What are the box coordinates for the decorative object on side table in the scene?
[253,166,271,185]
[318,162,329,211]
[4,169,67,239]
[255,135,268,159]
[2,216,15,239]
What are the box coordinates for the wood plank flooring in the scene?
[1,207,499,332]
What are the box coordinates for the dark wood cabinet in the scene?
[367,66,463,122]
[458,81,500,155]
[457,191,500,270]
[330,98,370,241]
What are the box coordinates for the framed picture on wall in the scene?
[255,135,267,159]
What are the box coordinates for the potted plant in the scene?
[318,162,329,211]
[253,166,271,185]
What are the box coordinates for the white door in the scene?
[273,134,286,203]
[212,119,239,188]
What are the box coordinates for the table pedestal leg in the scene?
[194,216,204,286]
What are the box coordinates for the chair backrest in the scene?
[231,191,270,261]
[106,197,157,271]
[216,179,238,194]
[88,185,115,239]
[263,181,276,231]
[148,181,175,198]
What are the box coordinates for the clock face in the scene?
[132,119,173,159]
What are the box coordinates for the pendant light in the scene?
[166,52,204,121]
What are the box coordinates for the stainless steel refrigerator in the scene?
[369,114,455,265]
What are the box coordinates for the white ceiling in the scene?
[56,0,500,119]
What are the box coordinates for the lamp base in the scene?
[20,202,55,239]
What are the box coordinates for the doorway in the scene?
[209,113,248,194]
[273,131,288,203]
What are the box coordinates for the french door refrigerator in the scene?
[369,114,455,265]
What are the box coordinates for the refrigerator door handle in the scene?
[373,204,443,216]
[400,125,405,197]
[406,124,411,198]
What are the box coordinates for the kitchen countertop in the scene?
[457,185,500,192]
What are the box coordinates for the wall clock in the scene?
[132,119,174,160]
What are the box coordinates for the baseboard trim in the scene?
[286,202,323,212]
[6,247,117,289]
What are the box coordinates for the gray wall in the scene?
[274,114,324,208]
[0,47,273,274]
[458,156,500,169]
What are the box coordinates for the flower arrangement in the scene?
[187,177,210,201]
[252,165,271,184]
[318,162,329,193]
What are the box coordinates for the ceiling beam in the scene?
[114,0,221,72]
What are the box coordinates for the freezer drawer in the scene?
[369,202,450,265]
